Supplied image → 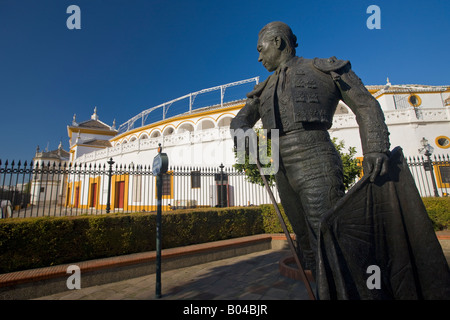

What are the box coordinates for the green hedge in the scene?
[0,198,448,274]
[0,207,268,273]
[422,197,450,231]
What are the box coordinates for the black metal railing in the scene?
[0,159,280,218]
[0,153,448,219]
[406,153,450,198]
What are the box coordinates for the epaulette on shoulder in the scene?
[313,56,350,73]
[246,77,269,98]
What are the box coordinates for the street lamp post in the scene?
[152,144,168,299]
[419,137,440,197]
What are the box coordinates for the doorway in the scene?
[115,181,125,209]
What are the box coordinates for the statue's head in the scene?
[257,21,298,72]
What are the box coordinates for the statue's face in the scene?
[257,33,282,72]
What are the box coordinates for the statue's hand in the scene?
[363,152,389,182]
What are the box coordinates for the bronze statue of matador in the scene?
[231,21,390,278]
[231,21,450,300]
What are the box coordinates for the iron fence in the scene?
[0,153,448,219]
[406,154,450,197]
[0,159,280,218]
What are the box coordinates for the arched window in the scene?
[150,131,161,138]
[199,119,215,130]
[163,127,175,136]
[178,123,195,133]
[218,117,233,127]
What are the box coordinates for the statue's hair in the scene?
[259,21,298,56]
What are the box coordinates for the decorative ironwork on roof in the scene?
[118,77,259,134]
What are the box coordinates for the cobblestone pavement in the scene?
[35,249,314,300]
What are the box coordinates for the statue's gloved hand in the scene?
[363,152,389,182]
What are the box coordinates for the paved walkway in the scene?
[35,249,314,300]
[34,235,450,301]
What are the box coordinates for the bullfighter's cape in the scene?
[317,147,450,299]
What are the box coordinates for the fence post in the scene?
[425,151,440,197]
[106,158,115,213]
[219,163,225,207]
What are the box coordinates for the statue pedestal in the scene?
[279,256,315,283]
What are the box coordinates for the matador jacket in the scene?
[230,56,390,155]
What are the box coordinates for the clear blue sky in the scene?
[0,0,449,161]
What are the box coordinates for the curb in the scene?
[0,233,289,300]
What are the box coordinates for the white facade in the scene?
[63,80,449,211]
[31,143,70,206]
[72,81,450,168]
[330,82,450,158]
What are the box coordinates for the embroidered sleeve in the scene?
[334,64,390,154]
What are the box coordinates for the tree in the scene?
[331,137,363,190]
[233,129,276,187]
[233,131,362,190]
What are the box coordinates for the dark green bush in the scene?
[0,198,447,273]
[0,207,266,273]
[422,197,450,231]
[259,204,293,234]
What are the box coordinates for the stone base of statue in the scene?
[279,256,315,283]
[316,146,450,299]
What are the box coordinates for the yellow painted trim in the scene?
[375,90,447,100]
[138,131,150,139]
[70,181,82,208]
[435,136,450,149]
[176,120,196,129]
[68,127,117,139]
[88,176,102,209]
[407,94,422,107]
[216,112,236,120]
[434,162,450,189]
[65,182,73,207]
[149,128,162,137]
[111,174,130,210]
[216,113,236,125]
[74,144,109,149]
[161,124,176,134]
[196,115,216,124]
[110,102,245,142]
